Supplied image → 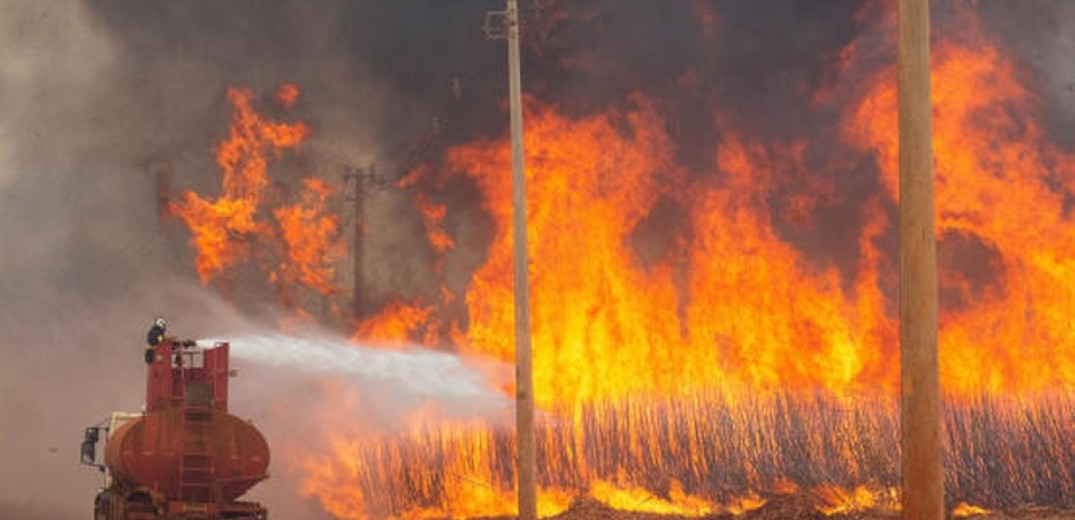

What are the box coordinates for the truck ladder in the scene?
[178,405,217,506]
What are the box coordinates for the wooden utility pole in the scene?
[899,0,943,518]
[507,1,537,518]
[485,1,537,518]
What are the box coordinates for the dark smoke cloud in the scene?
[3,1,1074,518]
[976,0,1075,149]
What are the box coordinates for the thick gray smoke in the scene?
[978,0,1075,147]
[0,0,461,517]
[3,0,1074,519]
[1,1,132,518]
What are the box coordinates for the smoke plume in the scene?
[3,1,1074,518]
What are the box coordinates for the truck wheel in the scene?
[94,490,125,520]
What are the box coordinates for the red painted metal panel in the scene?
[204,342,229,412]
[145,340,231,412]
[144,340,176,412]
[104,408,269,502]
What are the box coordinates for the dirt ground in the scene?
[539,496,1075,520]
[5,496,1073,520]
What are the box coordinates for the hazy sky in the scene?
[1,1,1071,518]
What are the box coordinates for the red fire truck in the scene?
[81,337,269,519]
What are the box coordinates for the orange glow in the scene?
[691,0,718,43]
[354,299,440,348]
[277,83,300,109]
[952,502,990,517]
[589,477,714,516]
[301,421,575,520]
[416,193,456,254]
[814,484,898,516]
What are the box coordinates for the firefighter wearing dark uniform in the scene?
[145,317,166,364]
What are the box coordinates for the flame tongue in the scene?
[170,87,309,282]
[273,177,343,297]
[455,99,686,408]
[170,85,342,313]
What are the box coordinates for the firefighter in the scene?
[145,317,166,364]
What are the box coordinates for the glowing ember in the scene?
[277,83,300,110]
[416,192,456,255]
[589,478,714,517]
[814,484,896,516]
[951,502,990,518]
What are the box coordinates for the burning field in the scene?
[163,2,1075,519]
[153,2,1075,518]
[3,1,1072,519]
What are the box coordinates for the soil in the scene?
[534,496,1075,520]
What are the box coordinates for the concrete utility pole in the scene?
[485,1,537,518]
[343,164,382,322]
[899,0,944,518]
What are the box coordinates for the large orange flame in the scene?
[171,85,343,312]
[453,96,688,408]
[170,87,309,281]
[446,101,896,407]
[845,13,1075,396]
[272,177,344,298]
